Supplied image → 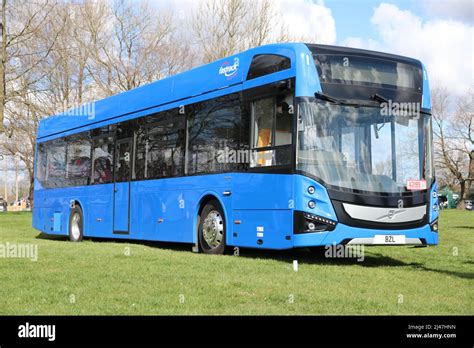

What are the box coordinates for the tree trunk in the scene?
[0,0,7,133]
[29,176,34,209]
[458,180,465,209]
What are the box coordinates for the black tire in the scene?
[69,205,84,242]
[198,200,226,254]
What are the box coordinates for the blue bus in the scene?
[33,43,439,254]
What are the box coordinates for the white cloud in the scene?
[420,0,474,24]
[340,3,474,96]
[154,0,337,45]
[273,0,337,44]
[340,37,382,51]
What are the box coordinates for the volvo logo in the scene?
[376,209,406,221]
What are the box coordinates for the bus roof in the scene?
[37,42,306,140]
[37,42,429,140]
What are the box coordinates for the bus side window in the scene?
[187,93,243,175]
[275,94,293,146]
[65,132,91,187]
[253,97,274,148]
[45,139,67,187]
[91,136,114,184]
[250,91,293,168]
[36,143,47,187]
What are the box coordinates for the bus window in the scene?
[253,97,273,148]
[137,118,185,179]
[45,139,66,187]
[115,140,132,182]
[66,132,91,187]
[247,54,291,80]
[251,91,293,167]
[36,143,47,186]
[92,136,114,184]
[275,94,293,146]
[187,93,243,174]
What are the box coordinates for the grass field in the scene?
[0,210,472,315]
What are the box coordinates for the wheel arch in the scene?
[193,192,230,248]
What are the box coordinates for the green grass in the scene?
[0,210,472,315]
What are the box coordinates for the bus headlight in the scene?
[308,200,316,209]
[308,186,315,194]
[294,211,337,234]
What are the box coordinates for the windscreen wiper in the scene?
[314,91,343,104]
[315,91,380,108]
[314,92,362,107]
[370,93,391,139]
[371,93,390,105]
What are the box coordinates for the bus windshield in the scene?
[297,100,433,193]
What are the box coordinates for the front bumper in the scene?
[292,222,438,247]
[345,237,425,245]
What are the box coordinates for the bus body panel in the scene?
[86,184,114,237]
[32,172,437,249]
[129,175,232,243]
[232,209,293,249]
[429,181,439,223]
[230,173,294,249]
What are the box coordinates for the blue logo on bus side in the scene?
[219,57,239,80]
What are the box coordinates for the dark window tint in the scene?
[65,132,91,187]
[45,138,67,188]
[135,113,185,180]
[247,55,291,80]
[36,143,47,185]
[187,93,247,174]
[314,54,422,90]
[91,125,115,138]
[92,136,114,184]
[115,140,132,182]
[117,121,135,140]
[275,94,293,146]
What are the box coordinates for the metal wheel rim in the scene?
[202,210,224,248]
[71,213,81,240]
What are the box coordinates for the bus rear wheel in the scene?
[198,200,226,254]
[69,205,84,242]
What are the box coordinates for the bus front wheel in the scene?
[198,200,226,254]
[69,205,84,242]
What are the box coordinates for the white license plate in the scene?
[373,235,406,245]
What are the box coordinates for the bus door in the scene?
[113,138,132,234]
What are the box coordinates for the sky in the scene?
[158,0,473,96]
[274,0,473,96]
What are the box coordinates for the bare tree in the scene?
[192,0,289,63]
[82,0,191,97]
[0,0,60,133]
[432,87,474,207]
[451,89,474,201]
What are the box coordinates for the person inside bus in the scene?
[93,147,113,183]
